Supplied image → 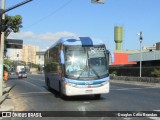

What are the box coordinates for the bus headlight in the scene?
[101,81,108,85]
[66,82,77,87]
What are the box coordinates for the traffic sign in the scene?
[6,39,23,49]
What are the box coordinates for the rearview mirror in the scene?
[60,50,65,64]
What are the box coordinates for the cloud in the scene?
[9,31,78,41]
[8,31,35,39]
[8,31,79,50]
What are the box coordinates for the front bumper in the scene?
[63,81,109,96]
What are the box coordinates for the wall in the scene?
[110,75,160,83]
[112,52,137,65]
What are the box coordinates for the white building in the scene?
[7,44,40,65]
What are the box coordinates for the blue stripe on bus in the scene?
[64,77,110,85]
[60,37,104,46]
[48,37,105,50]
[79,37,93,46]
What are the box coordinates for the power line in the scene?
[24,0,73,29]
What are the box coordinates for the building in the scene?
[129,43,160,66]
[111,26,137,66]
[6,49,22,61]
[112,50,137,65]
[107,26,160,76]
[22,45,39,65]
[129,42,160,64]
[36,51,45,67]
[7,44,39,65]
[110,42,160,76]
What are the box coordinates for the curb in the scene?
[0,85,15,111]
[0,93,9,105]
[3,87,12,94]
[0,85,15,106]
[111,79,160,87]
[110,76,160,83]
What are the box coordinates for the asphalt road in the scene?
[5,74,160,120]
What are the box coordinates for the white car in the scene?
[18,71,27,78]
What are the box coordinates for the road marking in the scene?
[111,86,160,91]
[77,106,87,111]
[84,101,90,104]
[27,77,44,81]
[19,92,51,95]
[123,118,132,120]
[111,86,123,89]
[148,110,160,120]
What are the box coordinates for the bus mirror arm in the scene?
[60,50,65,64]
[110,51,114,63]
[106,50,114,63]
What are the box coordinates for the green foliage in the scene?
[3,14,23,55]
[4,58,40,70]
[151,69,160,77]
[32,63,39,68]
[4,59,17,68]
[6,14,23,33]
[4,58,12,66]
[112,70,117,75]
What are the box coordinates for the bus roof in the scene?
[49,37,105,49]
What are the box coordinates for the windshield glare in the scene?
[65,46,108,80]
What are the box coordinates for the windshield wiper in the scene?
[77,59,88,80]
[78,48,101,79]
[88,64,100,79]
[77,62,100,80]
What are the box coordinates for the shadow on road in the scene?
[43,86,106,101]
[8,77,28,80]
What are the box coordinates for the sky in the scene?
[3,0,160,51]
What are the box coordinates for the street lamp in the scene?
[0,0,33,97]
[137,32,143,77]
[91,0,105,4]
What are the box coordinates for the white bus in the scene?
[44,37,113,99]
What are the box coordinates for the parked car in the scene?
[10,71,16,75]
[9,71,17,79]
[18,71,27,78]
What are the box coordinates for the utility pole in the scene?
[0,0,6,96]
[138,32,143,77]
[0,0,33,97]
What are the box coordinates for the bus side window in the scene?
[51,62,62,73]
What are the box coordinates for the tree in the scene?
[2,14,23,56]
[151,69,160,77]
[5,14,23,37]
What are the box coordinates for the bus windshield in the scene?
[65,45,108,80]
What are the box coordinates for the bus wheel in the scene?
[94,94,101,99]
[47,79,51,91]
[59,83,65,99]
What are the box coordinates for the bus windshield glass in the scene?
[65,45,108,80]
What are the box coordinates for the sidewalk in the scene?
[111,79,160,87]
[0,84,15,111]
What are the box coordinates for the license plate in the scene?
[85,90,93,93]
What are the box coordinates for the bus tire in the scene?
[47,79,51,91]
[94,94,101,99]
[59,83,65,99]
